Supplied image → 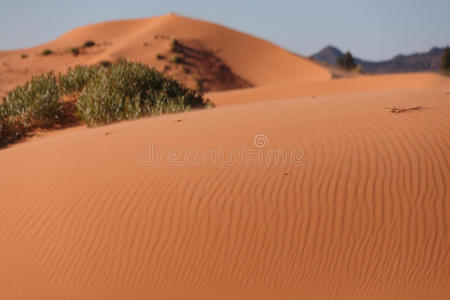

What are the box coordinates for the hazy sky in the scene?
[1,0,449,61]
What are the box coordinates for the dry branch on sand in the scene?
[384,104,421,113]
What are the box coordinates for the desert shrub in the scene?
[76,60,209,126]
[41,49,53,56]
[4,73,63,128]
[337,51,356,70]
[83,40,96,48]
[355,65,365,74]
[0,73,63,145]
[0,105,28,146]
[21,54,28,59]
[70,47,80,56]
[171,39,183,53]
[172,56,182,63]
[156,54,165,60]
[194,77,206,93]
[440,46,450,72]
[59,65,98,94]
[26,74,62,127]
[182,66,191,74]
[0,60,212,146]
[99,60,111,67]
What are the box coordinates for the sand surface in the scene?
[0,14,449,300]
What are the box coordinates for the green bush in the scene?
[41,49,53,56]
[76,60,209,126]
[355,65,365,74]
[0,73,63,145]
[21,54,28,59]
[4,73,63,128]
[83,40,96,48]
[0,60,212,146]
[59,65,97,94]
[440,46,450,72]
[0,105,28,146]
[156,54,165,60]
[337,51,356,70]
[171,39,183,53]
[99,60,111,67]
[70,47,80,56]
[172,56,182,63]
[194,77,206,93]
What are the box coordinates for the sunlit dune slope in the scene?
[207,72,450,106]
[46,13,331,85]
[0,86,448,299]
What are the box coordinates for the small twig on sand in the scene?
[384,104,421,113]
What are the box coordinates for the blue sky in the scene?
[1,0,449,61]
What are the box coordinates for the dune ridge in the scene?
[45,13,331,85]
[0,14,330,98]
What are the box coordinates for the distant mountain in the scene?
[311,46,445,74]
[310,45,343,66]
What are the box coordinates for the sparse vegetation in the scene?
[384,104,421,113]
[164,39,252,92]
[41,49,53,56]
[156,54,165,60]
[76,60,210,125]
[440,46,450,73]
[0,73,63,146]
[99,60,111,67]
[355,65,365,74]
[194,77,206,93]
[58,65,97,94]
[172,56,182,63]
[171,39,183,53]
[337,51,356,71]
[70,47,80,56]
[182,66,191,74]
[0,60,213,147]
[83,40,96,48]
[21,54,28,59]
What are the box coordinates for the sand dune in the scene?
[1,13,450,300]
[0,14,330,97]
[0,84,449,299]
[207,72,450,106]
[45,13,330,85]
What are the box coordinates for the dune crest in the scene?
[0,14,330,97]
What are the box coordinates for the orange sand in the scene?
[0,14,449,300]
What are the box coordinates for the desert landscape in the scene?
[0,11,449,300]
